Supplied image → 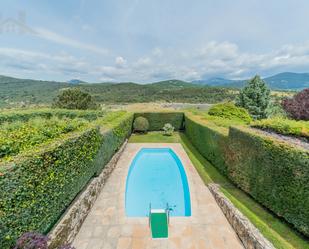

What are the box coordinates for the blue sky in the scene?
[1,0,309,83]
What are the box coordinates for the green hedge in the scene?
[226,126,309,236]
[0,113,133,248]
[251,117,309,139]
[184,114,228,175]
[134,112,184,131]
[0,117,89,159]
[0,109,105,124]
[185,114,309,236]
[208,102,252,124]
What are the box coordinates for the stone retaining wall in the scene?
[208,184,275,249]
[48,140,128,249]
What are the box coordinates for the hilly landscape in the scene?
[193,72,309,90]
[0,72,306,108]
[0,76,235,108]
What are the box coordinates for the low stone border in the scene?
[208,183,275,249]
[48,140,128,249]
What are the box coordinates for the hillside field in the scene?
[0,76,237,108]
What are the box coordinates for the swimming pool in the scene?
[125,148,191,217]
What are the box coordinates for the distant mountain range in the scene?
[192,72,309,90]
[67,79,85,84]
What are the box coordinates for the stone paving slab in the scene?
[73,143,244,249]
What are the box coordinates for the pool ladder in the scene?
[148,203,171,227]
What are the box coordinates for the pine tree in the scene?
[236,75,270,119]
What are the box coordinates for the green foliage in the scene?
[236,75,271,119]
[0,75,236,108]
[133,117,149,133]
[0,113,133,248]
[185,114,228,175]
[186,109,249,128]
[162,123,174,136]
[134,112,184,131]
[0,117,88,159]
[204,115,250,127]
[53,88,97,110]
[251,118,309,138]
[185,113,309,237]
[226,127,309,237]
[266,101,287,118]
[0,108,105,124]
[208,102,252,123]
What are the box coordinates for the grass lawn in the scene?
[129,131,309,249]
[129,131,181,143]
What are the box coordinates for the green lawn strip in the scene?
[129,131,180,143]
[179,132,308,249]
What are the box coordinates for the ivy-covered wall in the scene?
[0,113,133,248]
[134,112,184,131]
[184,114,309,237]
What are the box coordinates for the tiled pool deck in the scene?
[73,143,244,249]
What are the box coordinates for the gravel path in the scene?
[252,128,309,151]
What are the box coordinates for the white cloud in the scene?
[152,47,163,57]
[2,40,309,82]
[134,57,152,67]
[0,47,92,78]
[34,28,109,55]
[198,41,239,60]
[115,56,127,67]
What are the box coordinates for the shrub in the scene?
[163,123,174,136]
[266,102,287,118]
[134,112,184,131]
[252,117,309,138]
[282,88,309,120]
[0,113,133,248]
[53,88,97,110]
[208,102,252,123]
[14,232,49,249]
[236,75,271,119]
[133,117,149,133]
[14,232,76,249]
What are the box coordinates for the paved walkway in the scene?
[73,143,243,249]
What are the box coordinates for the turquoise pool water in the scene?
[125,148,191,217]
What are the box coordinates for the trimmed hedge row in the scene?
[0,117,89,159]
[226,126,309,236]
[0,109,105,124]
[184,115,228,175]
[251,117,309,139]
[185,114,309,236]
[0,113,133,248]
[134,112,184,131]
